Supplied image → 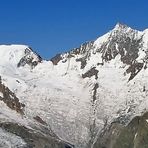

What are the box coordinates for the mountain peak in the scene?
[0,44,42,69]
[113,22,131,31]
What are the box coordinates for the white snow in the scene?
[94,32,110,49]
[143,29,148,50]
[0,25,148,147]
[134,133,138,140]
[0,92,3,98]
[0,45,28,66]
[136,49,146,63]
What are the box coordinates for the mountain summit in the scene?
[113,22,131,30]
[0,24,148,148]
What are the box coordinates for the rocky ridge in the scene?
[0,23,148,148]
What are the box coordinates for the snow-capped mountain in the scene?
[0,23,148,148]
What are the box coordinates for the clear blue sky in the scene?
[0,0,147,59]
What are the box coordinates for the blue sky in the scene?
[0,0,147,59]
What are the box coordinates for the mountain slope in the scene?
[0,23,148,148]
[93,112,148,148]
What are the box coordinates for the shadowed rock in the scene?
[0,76,25,114]
[0,122,73,148]
[93,112,148,148]
[82,67,98,80]
[51,54,62,65]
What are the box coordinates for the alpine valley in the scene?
[0,23,148,148]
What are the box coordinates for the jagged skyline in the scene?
[0,23,148,147]
[0,0,147,59]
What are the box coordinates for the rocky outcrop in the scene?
[50,41,94,67]
[17,48,42,68]
[0,122,73,148]
[96,24,144,81]
[33,116,47,125]
[93,112,148,148]
[0,76,25,114]
[126,62,144,81]
[92,83,99,102]
[82,67,98,80]
[50,54,62,65]
[71,41,94,55]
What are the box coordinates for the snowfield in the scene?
[0,24,148,147]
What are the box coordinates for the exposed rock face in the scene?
[93,112,148,148]
[97,24,144,81]
[0,122,73,148]
[17,47,42,68]
[126,62,144,81]
[0,76,25,114]
[33,116,47,125]
[54,23,146,81]
[71,41,94,55]
[72,41,94,69]
[92,83,99,102]
[51,41,94,68]
[100,26,143,64]
[50,54,62,65]
[82,67,98,79]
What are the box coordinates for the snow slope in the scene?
[0,23,148,148]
